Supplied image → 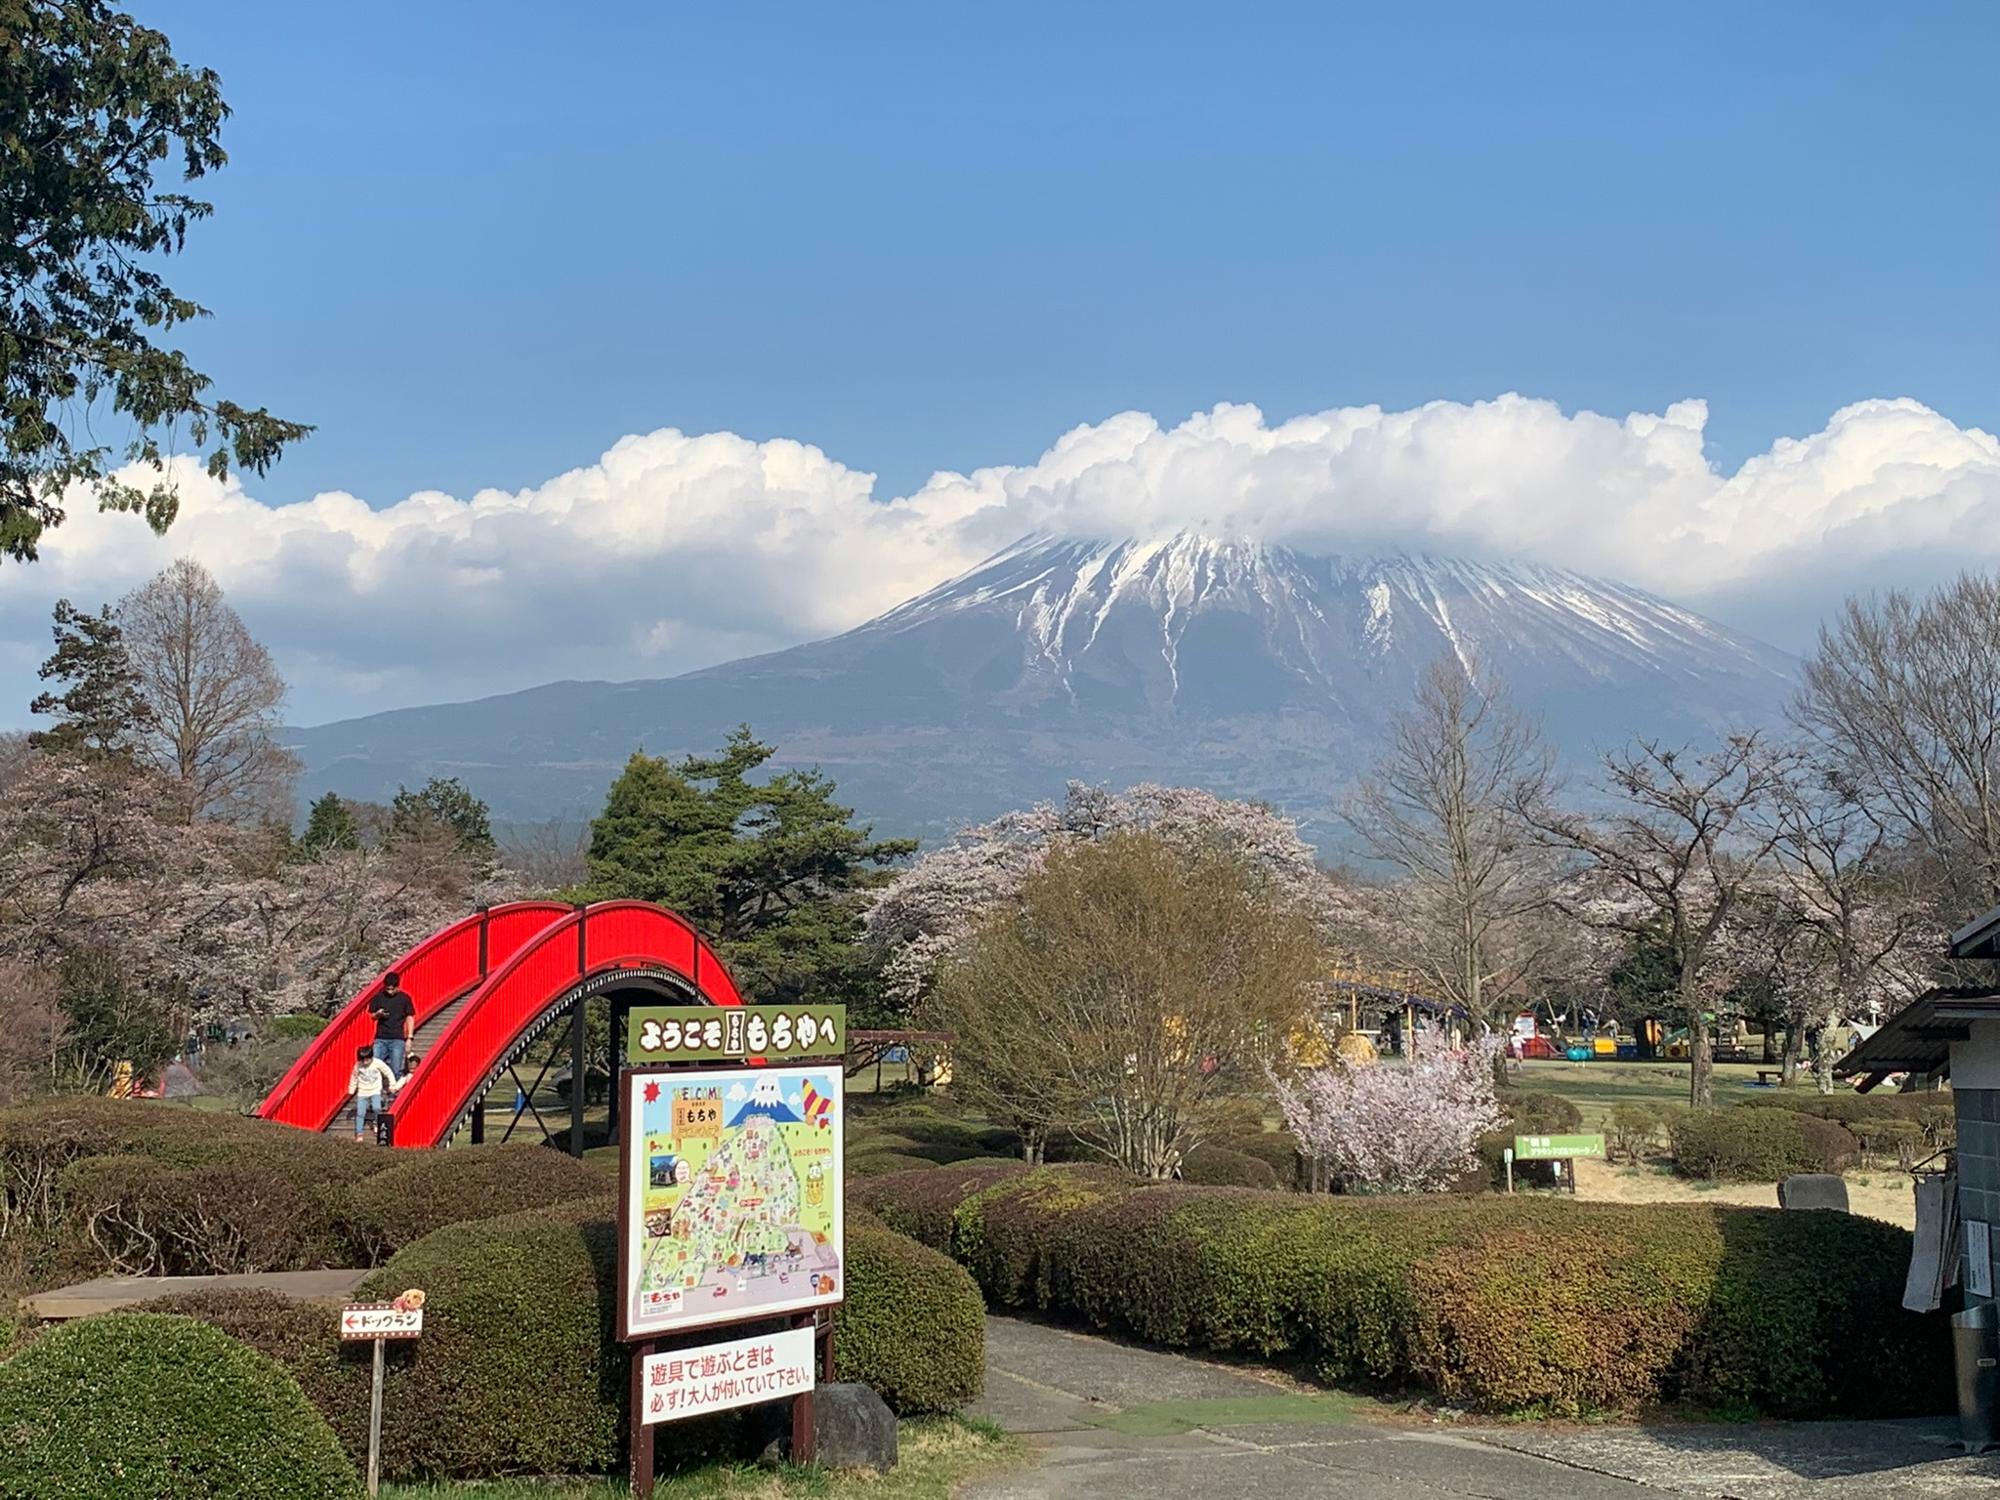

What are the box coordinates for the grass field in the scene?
[384,1418,1017,1499]
[1509,1058,1819,1130]
[1508,1058,1921,1228]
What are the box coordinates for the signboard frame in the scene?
[626,1003,846,1067]
[617,1061,845,1342]
[619,1032,847,1497]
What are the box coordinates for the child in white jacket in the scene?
[349,1044,402,1142]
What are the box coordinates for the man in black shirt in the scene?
[370,970,416,1076]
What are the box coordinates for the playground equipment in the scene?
[258,900,743,1149]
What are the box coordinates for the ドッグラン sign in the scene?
[626,1005,844,1065]
[621,1063,844,1338]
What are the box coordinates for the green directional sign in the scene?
[626,1004,845,1065]
[1513,1133,1606,1161]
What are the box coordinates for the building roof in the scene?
[1951,903,2000,961]
[1837,987,2000,1089]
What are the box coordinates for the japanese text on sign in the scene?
[627,1005,844,1064]
[672,1088,723,1142]
[640,1326,816,1424]
[1513,1133,1606,1161]
[340,1303,424,1340]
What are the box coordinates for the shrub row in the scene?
[0,1313,360,1499]
[854,1166,1947,1418]
[1670,1108,1859,1182]
[149,1200,984,1481]
[3,1098,607,1280]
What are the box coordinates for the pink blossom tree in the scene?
[1271,1031,1506,1193]
[867,780,1334,1010]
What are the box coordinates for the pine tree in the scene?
[389,777,495,856]
[586,727,915,1005]
[299,792,361,855]
[28,599,154,758]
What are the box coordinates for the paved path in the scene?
[20,1268,369,1320]
[967,1316,2000,1499]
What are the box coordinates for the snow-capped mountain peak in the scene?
[863,531,1791,714]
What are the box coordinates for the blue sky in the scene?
[9,4,1999,727]
[156,2,1996,508]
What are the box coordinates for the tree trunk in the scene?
[1813,1021,1839,1095]
[1688,1004,1714,1107]
[1779,1022,1805,1087]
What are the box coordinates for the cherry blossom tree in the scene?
[867,780,1332,1011]
[1527,735,1793,1106]
[1271,1031,1505,1193]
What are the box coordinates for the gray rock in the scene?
[759,1383,898,1472]
[1778,1173,1850,1211]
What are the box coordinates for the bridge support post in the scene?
[469,1090,485,1145]
[569,997,587,1158]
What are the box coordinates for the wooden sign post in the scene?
[340,1291,426,1498]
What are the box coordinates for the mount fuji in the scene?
[287,532,1796,852]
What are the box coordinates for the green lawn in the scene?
[1511,1059,1816,1130]
[383,1419,1017,1500]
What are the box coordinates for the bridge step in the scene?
[318,987,477,1134]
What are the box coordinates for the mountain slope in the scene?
[288,533,1795,850]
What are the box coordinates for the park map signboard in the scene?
[620,1062,844,1339]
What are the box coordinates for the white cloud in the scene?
[5,394,1998,726]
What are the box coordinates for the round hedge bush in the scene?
[135,1290,373,1470]
[1671,1107,1859,1181]
[342,1144,609,1257]
[849,1150,939,1177]
[1178,1145,1279,1190]
[842,1215,986,1412]
[354,1199,624,1480]
[0,1312,360,1499]
[1222,1131,1303,1187]
[1499,1090,1585,1135]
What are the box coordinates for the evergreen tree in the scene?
[298,792,360,855]
[389,776,495,856]
[1,0,310,561]
[28,599,154,758]
[586,727,915,1006]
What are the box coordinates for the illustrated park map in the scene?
[624,1064,843,1336]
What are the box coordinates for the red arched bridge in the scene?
[259,900,743,1149]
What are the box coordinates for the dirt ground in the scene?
[1568,1155,1917,1228]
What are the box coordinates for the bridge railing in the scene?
[385,900,742,1147]
[257,900,569,1132]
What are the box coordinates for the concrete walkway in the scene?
[20,1268,369,1320]
[967,1316,2000,1499]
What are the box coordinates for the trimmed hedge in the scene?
[343,1145,609,1257]
[354,1199,625,1479]
[1222,1131,1303,1187]
[849,1151,938,1177]
[332,1197,981,1479]
[58,1152,355,1276]
[137,1289,374,1470]
[1178,1145,1279,1190]
[842,1215,986,1412]
[854,1166,1947,1418]
[1671,1108,1859,1181]
[0,1313,360,1499]
[1,1097,393,1242]
[1499,1090,1585,1135]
